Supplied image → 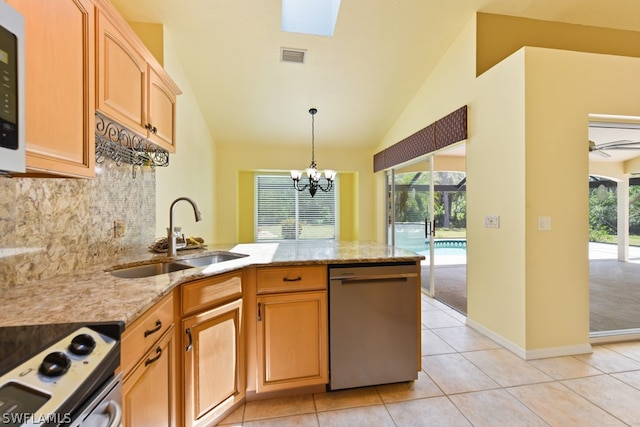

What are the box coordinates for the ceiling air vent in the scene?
[281,47,306,64]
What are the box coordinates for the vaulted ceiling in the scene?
[110,0,640,154]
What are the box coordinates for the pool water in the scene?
[416,242,467,265]
[420,247,466,256]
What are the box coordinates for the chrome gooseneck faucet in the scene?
[168,197,202,257]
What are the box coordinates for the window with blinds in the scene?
[255,175,337,241]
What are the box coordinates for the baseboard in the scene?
[245,384,327,402]
[524,343,592,360]
[465,317,592,360]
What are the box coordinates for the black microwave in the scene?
[0,1,25,174]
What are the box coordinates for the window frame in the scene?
[254,173,339,242]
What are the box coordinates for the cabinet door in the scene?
[256,291,328,393]
[8,0,95,177]
[96,10,147,136]
[183,298,244,427]
[123,326,177,427]
[147,67,177,152]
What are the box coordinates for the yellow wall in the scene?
[217,143,373,243]
[471,49,528,350]
[375,12,640,357]
[146,12,640,357]
[375,16,478,242]
[154,29,217,243]
[523,48,640,353]
[128,22,164,66]
[477,13,640,76]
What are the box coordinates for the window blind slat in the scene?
[256,175,336,241]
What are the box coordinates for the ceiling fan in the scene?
[588,139,640,158]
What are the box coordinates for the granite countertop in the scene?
[0,241,422,328]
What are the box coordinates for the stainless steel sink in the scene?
[178,251,248,267]
[107,251,248,279]
[108,262,194,279]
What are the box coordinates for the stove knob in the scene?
[69,333,96,356]
[39,351,71,377]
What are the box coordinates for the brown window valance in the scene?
[373,105,467,172]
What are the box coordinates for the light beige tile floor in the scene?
[219,294,640,426]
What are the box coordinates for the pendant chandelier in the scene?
[290,108,337,197]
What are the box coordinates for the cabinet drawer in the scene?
[256,265,327,294]
[181,271,243,316]
[122,325,177,427]
[121,292,175,378]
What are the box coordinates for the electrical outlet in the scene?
[113,221,125,238]
[484,215,500,228]
[538,216,551,231]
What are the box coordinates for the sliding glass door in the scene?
[388,159,435,295]
[387,154,467,313]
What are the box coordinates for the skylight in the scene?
[281,0,341,37]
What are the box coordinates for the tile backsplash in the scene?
[0,161,155,289]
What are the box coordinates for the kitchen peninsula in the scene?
[0,240,423,427]
[0,241,422,325]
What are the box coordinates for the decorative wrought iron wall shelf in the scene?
[95,112,169,177]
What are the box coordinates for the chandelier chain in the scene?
[310,108,316,168]
[290,107,336,197]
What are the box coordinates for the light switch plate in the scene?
[485,215,500,228]
[538,216,551,231]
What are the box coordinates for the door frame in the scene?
[386,157,436,295]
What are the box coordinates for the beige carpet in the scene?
[421,264,467,315]
[422,260,640,332]
[589,259,640,331]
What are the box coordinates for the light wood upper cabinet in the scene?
[7,0,95,178]
[94,1,180,153]
[96,11,147,137]
[147,67,177,150]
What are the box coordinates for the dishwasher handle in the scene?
[330,273,417,283]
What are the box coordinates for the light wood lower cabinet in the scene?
[121,291,178,427]
[122,325,177,427]
[181,272,245,427]
[255,265,328,393]
[256,291,328,392]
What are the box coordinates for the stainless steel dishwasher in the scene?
[329,262,419,390]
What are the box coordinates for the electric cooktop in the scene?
[0,322,123,376]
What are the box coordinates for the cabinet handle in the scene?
[144,346,162,366]
[144,320,162,337]
[145,123,158,134]
[152,126,158,134]
[282,276,302,282]
[185,328,193,352]
[257,303,262,322]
